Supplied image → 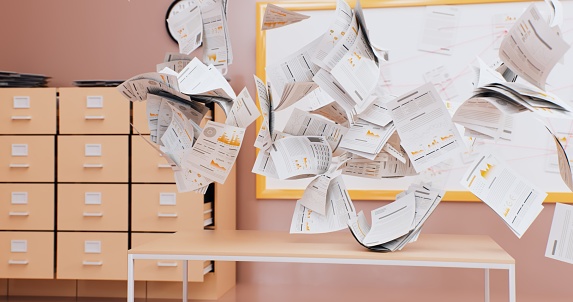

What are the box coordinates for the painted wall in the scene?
[1,0,572,299]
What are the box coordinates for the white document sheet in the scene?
[173,157,213,193]
[330,28,379,107]
[266,36,322,99]
[418,5,460,56]
[160,103,195,167]
[253,75,273,151]
[283,108,348,152]
[225,87,260,128]
[275,82,318,111]
[311,0,353,69]
[290,175,356,234]
[356,94,393,127]
[178,57,235,100]
[499,4,570,90]
[167,3,203,55]
[298,87,336,111]
[452,97,520,141]
[201,0,231,74]
[461,152,546,238]
[117,72,181,102]
[362,193,416,247]
[546,203,573,264]
[313,68,357,112]
[319,14,358,71]
[547,127,573,192]
[146,95,162,143]
[387,82,464,172]
[185,121,244,184]
[261,3,310,30]
[270,136,332,180]
[342,151,417,179]
[252,149,279,179]
[310,101,349,125]
[339,120,394,158]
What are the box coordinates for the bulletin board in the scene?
[255,0,573,201]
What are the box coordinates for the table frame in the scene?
[127,252,515,302]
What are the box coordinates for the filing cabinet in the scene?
[0,136,55,182]
[0,232,54,279]
[131,184,203,232]
[57,184,128,232]
[2,89,236,299]
[0,88,57,134]
[58,87,130,134]
[56,232,128,280]
[57,135,129,183]
[131,135,175,183]
[0,184,54,230]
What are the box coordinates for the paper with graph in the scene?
[387,82,464,172]
[461,152,546,238]
[185,121,245,184]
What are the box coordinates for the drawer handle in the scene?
[85,115,105,120]
[82,260,103,266]
[157,212,178,218]
[157,261,178,267]
[9,164,29,168]
[9,211,30,216]
[157,163,172,168]
[83,212,103,217]
[8,260,29,265]
[83,164,104,168]
[11,116,32,120]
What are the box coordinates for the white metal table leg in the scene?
[484,268,490,302]
[128,254,134,302]
[182,260,188,302]
[509,265,516,302]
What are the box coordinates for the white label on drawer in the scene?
[13,96,30,109]
[11,144,28,157]
[11,240,27,253]
[85,192,102,205]
[84,240,101,254]
[159,193,177,206]
[86,96,103,108]
[11,192,28,204]
[85,144,102,157]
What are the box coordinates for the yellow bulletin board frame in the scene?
[255,0,573,202]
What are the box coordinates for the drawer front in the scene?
[57,184,128,231]
[56,232,127,280]
[131,136,175,183]
[0,184,54,230]
[131,233,206,282]
[0,136,54,182]
[58,87,130,134]
[132,101,150,134]
[57,136,128,183]
[0,88,57,134]
[131,184,204,232]
[0,232,54,279]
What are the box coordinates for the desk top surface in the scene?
[128,230,514,264]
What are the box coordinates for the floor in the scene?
[0,283,571,302]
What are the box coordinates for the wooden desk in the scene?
[127,230,515,302]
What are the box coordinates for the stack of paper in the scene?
[0,71,49,87]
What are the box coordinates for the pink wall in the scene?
[1,0,573,300]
